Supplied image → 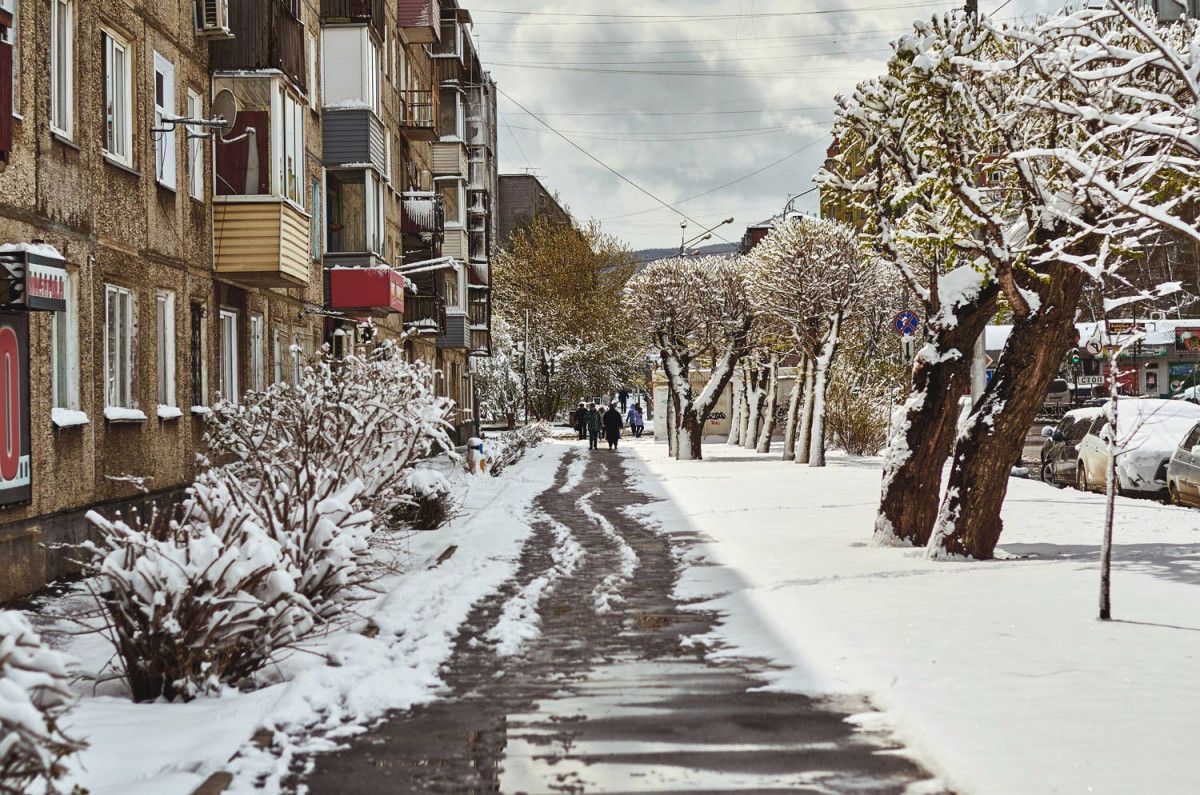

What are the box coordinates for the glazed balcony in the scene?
[437,313,469,350]
[321,0,385,39]
[326,265,405,316]
[213,198,311,288]
[401,192,445,236]
[398,0,441,44]
[323,109,386,171]
[400,90,437,141]
[469,328,491,356]
[404,294,446,335]
[432,141,468,177]
[209,0,306,90]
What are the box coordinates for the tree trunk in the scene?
[727,367,744,445]
[796,359,816,464]
[744,358,769,449]
[808,313,842,468]
[756,354,781,453]
[738,368,752,447]
[678,407,704,460]
[928,268,1086,559]
[782,358,805,461]
[874,282,1000,546]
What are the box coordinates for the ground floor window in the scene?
[248,313,264,392]
[190,303,207,407]
[156,291,176,408]
[50,272,79,410]
[103,284,134,408]
[219,309,238,404]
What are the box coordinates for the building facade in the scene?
[497,173,570,245]
[0,0,496,601]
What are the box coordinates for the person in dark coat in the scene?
[574,402,587,440]
[603,403,623,450]
[618,388,630,414]
[586,403,602,450]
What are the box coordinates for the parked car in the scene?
[1045,378,1072,404]
[1166,421,1200,506]
[1039,407,1102,486]
[1173,385,1200,404]
[1076,398,1200,496]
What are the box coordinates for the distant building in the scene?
[498,174,570,245]
[1138,0,1200,21]
[739,218,776,254]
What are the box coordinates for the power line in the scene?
[497,88,737,245]
[505,105,832,118]
[501,112,532,171]
[472,2,956,25]
[485,62,885,78]
[482,47,892,68]
[503,120,830,137]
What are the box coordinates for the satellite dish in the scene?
[212,89,238,140]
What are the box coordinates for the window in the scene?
[50,271,78,410]
[273,327,286,385]
[103,285,134,409]
[248,313,264,392]
[310,177,321,259]
[50,0,72,136]
[153,52,176,188]
[190,303,206,406]
[443,269,460,310]
[187,89,202,199]
[437,179,464,226]
[277,83,304,204]
[156,291,175,407]
[383,135,391,184]
[326,170,383,254]
[6,0,19,117]
[102,30,132,164]
[218,309,238,404]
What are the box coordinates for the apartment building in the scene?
[497,173,571,245]
[0,0,496,600]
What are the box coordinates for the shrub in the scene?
[392,469,455,531]
[0,611,85,792]
[486,422,551,476]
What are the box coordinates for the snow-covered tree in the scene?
[748,216,874,466]
[0,611,85,791]
[473,314,524,427]
[625,256,754,460]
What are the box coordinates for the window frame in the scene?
[218,308,238,405]
[5,0,19,118]
[102,29,133,166]
[50,270,79,411]
[186,88,203,200]
[153,51,176,189]
[155,290,176,408]
[103,284,134,410]
[49,0,73,138]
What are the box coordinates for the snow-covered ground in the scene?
[34,440,568,795]
[625,440,1200,795]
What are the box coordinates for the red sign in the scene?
[0,312,29,505]
[328,268,405,315]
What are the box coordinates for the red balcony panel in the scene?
[329,267,405,314]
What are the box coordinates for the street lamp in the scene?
[679,217,735,255]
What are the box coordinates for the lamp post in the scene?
[679,217,735,255]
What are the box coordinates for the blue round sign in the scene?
[894,310,920,336]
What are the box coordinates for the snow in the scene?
[156,405,183,420]
[37,440,569,795]
[625,441,1200,795]
[190,406,212,416]
[0,242,65,260]
[103,406,147,422]
[50,408,89,428]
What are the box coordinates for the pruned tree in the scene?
[748,216,873,466]
[626,256,754,460]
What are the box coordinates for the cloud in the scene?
[477,0,1061,250]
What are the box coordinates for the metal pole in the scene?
[523,308,530,424]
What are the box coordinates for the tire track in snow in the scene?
[579,489,638,613]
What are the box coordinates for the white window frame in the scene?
[273,83,305,205]
[153,52,176,189]
[155,290,176,408]
[248,313,264,392]
[102,29,132,166]
[218,308,238,404]
[103,284,134,409]
[49,0,72,137]
[5,0,19,118]
[186,88,203,199]
[50,270,79,411]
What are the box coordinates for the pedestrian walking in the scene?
[626,403,645,438]
[586,403,601,450]
[619,387,630,414]
[603,403,623,450]
[574,402,588,440]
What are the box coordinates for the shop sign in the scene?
[1108,321,1148,335]
[0,245,67,312]
[0,312,30,505]
[1177,327,1200,352]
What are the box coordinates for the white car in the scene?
[1075,398,1200,496]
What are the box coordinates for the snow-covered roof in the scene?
[0,242,65,261]
[987,319,1200,355]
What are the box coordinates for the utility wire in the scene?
[486,62,884,78]
[472,2,956,25]
[482,48,892,67]
[498,88,736,245]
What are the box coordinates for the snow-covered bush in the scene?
[393,468,455,531]
[485,422,551,476]
[0,611,84,793]
[85,489,316,702]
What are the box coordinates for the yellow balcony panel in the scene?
[442,228,468,260]
[432,141,468,177]
[213,198,311,288]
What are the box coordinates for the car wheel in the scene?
[1168,483,1181,506]
[1041,459,1055,484]
[1076,466,1088,493]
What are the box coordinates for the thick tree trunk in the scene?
[874,282,1000,547]
[756,354,780,453]
[928,268,1086,559]
[678,408,704,460]
[744,358,769,449]
[808,313,842,468]
[727,367,745,445]
[738,368,752,447]
[782,358,806,461]
[796,360,816,464]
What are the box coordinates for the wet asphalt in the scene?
[299,443,944,794]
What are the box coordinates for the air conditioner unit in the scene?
[195,0,233,39]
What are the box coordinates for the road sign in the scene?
[1077,375,1104,386]
[894,310,920,336]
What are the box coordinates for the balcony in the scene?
[323,109,386,171]
[437,313,469,350]
[432,141,468,177]
[321,0,385,39]
[398,0,441,44]
[213,198,311,288]
[401,192,445,236]
[209,0,306,90]
[400,90,437,141]
[442,228,468,260]
[327,266,405,315]
[404,294,446,335]
[470,328,491,356]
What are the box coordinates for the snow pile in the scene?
[0,611,85,792]
[482,422,551,475]
[50,408,88,428]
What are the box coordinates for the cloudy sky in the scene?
[474,0,1061,251]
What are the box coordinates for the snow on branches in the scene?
[0,611,85,792]
[625,256,753,460]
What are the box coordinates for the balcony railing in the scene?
[404,294,447,335]
[209,0,306,89]
[470,328,491,356]
[468,298,488,327]
[321,0,385,38]
[398,0,441,44]
[400,89,437,141]
[213,198,311,288]
[401,192,445,236]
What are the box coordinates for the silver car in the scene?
[1167,421,1200,506]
